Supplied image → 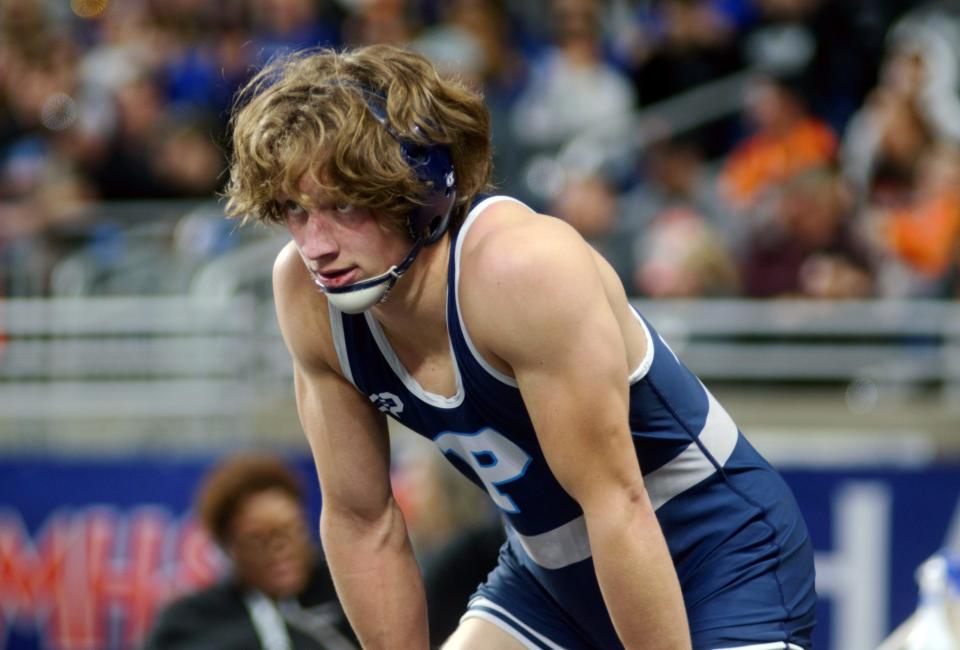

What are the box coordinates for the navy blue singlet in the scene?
[328,196,816,650]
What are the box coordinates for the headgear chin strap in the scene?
[315,80,457,313]
[316,236,426,314]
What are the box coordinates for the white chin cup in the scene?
[324,280,391,314]
[318,264,401,314]
[315,235,427,314]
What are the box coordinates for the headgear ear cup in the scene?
[403,137,456,242]
[350,85,458,242]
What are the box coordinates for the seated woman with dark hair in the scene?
[143,454,358,650]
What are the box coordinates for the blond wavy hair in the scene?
[224,44,493,232]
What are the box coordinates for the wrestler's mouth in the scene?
[314,266,359,288]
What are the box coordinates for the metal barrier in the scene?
[2,294,958,414]
[635,299,960,386]
[0,295,262,420]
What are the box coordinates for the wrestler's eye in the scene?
[283,200,306,220]
[335,201,354,213]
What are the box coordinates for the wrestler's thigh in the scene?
[441,616,528,650]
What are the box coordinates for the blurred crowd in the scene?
[2,0,960,299]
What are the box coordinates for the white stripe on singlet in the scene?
[713,641,803,650]
[464,598,804,650]
[513,385,739,569]
[462,597,566,650]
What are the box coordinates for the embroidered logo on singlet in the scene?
[369,392,404,416]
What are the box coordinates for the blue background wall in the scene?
[1,457,958,649]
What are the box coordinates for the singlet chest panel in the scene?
[360,314,461,401]
[329,196,743,568]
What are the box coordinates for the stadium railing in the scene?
[1,291,957,440]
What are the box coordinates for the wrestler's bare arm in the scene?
[273,243,429,649]
[460,210,691,650]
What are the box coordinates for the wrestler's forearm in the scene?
[585,489,691,650]
[320,499,429,649]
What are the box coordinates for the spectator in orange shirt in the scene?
[880,144,960,283]
[720,73,837,211]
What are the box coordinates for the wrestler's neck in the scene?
[370,232,450,337]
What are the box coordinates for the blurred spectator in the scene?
[2,0,957,304]
[740,166,874,298]
[413,0,530,197]
[0,3,97,294]
[151,113,228,197]
[250,0,341,60]
[634,206,741,298]
[843,83,934,210]
[842,11,960,209]
[157,2,257,131]
[436,0,528,92]
[509,0,636,167]
[87,69,194,199]
[866,143,960,297]
[143,454,358,650]
[612,0,749,105]
[341,0,419,47]
[549,164,736,301]
[619,136,742,292]
[886,5,960,144]
[742,0,900,132]
[551,173,620,254]
[719,72,837,212]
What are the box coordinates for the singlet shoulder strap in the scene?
[447,194,529,281]
[447,195,532,387]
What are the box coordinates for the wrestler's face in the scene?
[226,488,313,599]
[282,174,410,291]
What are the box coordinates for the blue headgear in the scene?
[317,83,457,314]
